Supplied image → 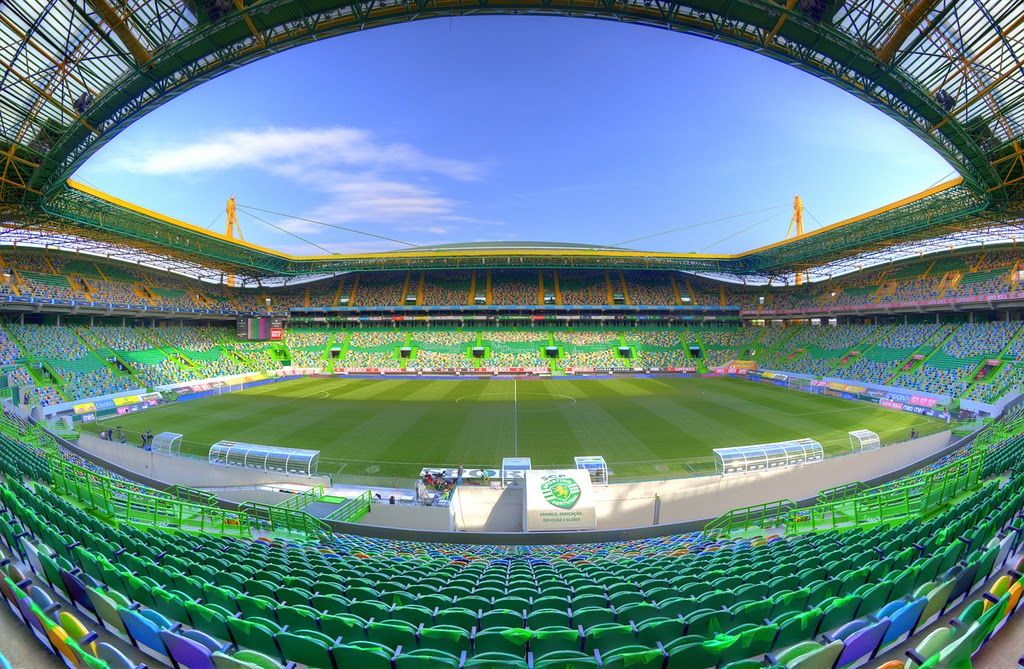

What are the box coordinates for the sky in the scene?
[72,16,955,256]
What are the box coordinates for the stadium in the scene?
[4,1,1024,669]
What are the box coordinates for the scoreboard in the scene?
[236,317,284,341]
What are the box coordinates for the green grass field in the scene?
[85,376,944,482]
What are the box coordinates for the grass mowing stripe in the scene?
[83,376,945,481]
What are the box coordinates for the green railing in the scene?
[704,498,796,539]
[788,447,988,534]
[168,484,217,507]
[120,489,251,537]
[238,501,330,539]
[817,481,866,505]
[49,456,251,537]
[273,485,325,511]
[325,490,372,523]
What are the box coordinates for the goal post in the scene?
[849,430,881,453]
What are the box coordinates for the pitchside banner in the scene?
[524,469,596,531]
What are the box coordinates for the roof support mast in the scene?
[225,196,244,287]
[786,194,809,285]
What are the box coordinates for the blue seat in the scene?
[879,597,927,650]
[119,607,173,659]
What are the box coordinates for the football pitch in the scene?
[85,376,945,482]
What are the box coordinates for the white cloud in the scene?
[112,126,482,181]
[99,125,504,251]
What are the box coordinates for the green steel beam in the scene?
[21,0,1003,199]
[32,179,990,278]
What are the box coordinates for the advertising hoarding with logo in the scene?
[524,469,596,531]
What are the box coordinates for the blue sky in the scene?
[73,17,955,255]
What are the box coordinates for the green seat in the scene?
[320,613,367,640]
[237,595,278,622]
[367,620,418,651]
[351,600,392,620]
[905,626,955,668]
[464,651,529,669]
[275,630,336,668]
[600,646,665,669]
[204,584,242,614]
[530,627,582,656]
[226,618,282,661]
[573,606,614,629]
[277,605,322,634]
[636,617,685,647]
[582,623,635,655]
[393,604,436,627]
[332,642,392,669]
[395,648,461,669]
[770,588,810,620]
[615,602,660,624]
[718,623,777,665]
[184,600,232,641]
[528,608,570,629]
[684,608,730,637]
[665,640,720,669]
[772,607,822,650]
[658,597,700,619]
[533,650,599,669]
[480,608,523,629]
[311,593,350,616]
[818,595,861,633]
[916,580,956,631]
[436,606,478,632]
[420,624,472,655]
[787,640,843,669]
[473,627,530,656]
[729,598,771,627]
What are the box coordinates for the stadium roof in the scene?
[1,0,1024,281]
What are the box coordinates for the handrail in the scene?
[238,501,330,539]
[325,491,372,523]
[704,498,796,539]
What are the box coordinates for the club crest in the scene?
[540,475,581,509]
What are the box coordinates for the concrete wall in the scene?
[595,430,952,528]
[74,433,333,489]
[357,504,452,531]
[450,486,525,532]
[438,431,952,532]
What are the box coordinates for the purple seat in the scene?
[831,618,868,641]
[16,596,53,652]
[834,618,889,667]
[160,630,216,669]
[58,569,95,615]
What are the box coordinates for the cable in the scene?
[803,207,826,230]
[610,204,789,247]
[236,203,420,248]
[237,209,337,255]
[203,210,223,231]
[700,211,784,252]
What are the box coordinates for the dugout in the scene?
[208,440,320,477]
[713,438,823,475]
